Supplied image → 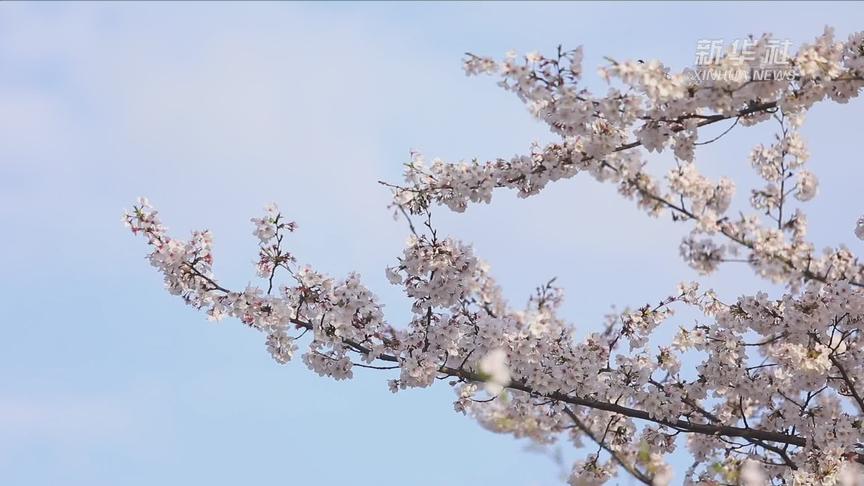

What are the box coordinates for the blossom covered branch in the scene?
[128,28,864,485]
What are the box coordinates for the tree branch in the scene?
[563,406,653,485]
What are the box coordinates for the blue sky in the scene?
[1,3,863,485]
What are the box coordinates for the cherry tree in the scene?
[126,28,864,485]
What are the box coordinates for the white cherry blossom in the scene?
[127,29,864,485]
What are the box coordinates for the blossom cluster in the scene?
[128,28,864,486]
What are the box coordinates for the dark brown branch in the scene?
[831,355,864,415]
[184,261,809,453]
[649,380,798,469]
[627,177,864,288]
[563,406,653,485]
[281,315,807,448]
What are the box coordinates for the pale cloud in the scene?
[0,394,132,441]
[0,383,171,450]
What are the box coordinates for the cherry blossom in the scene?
[478,348,510,395]
[128,29,864,485]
